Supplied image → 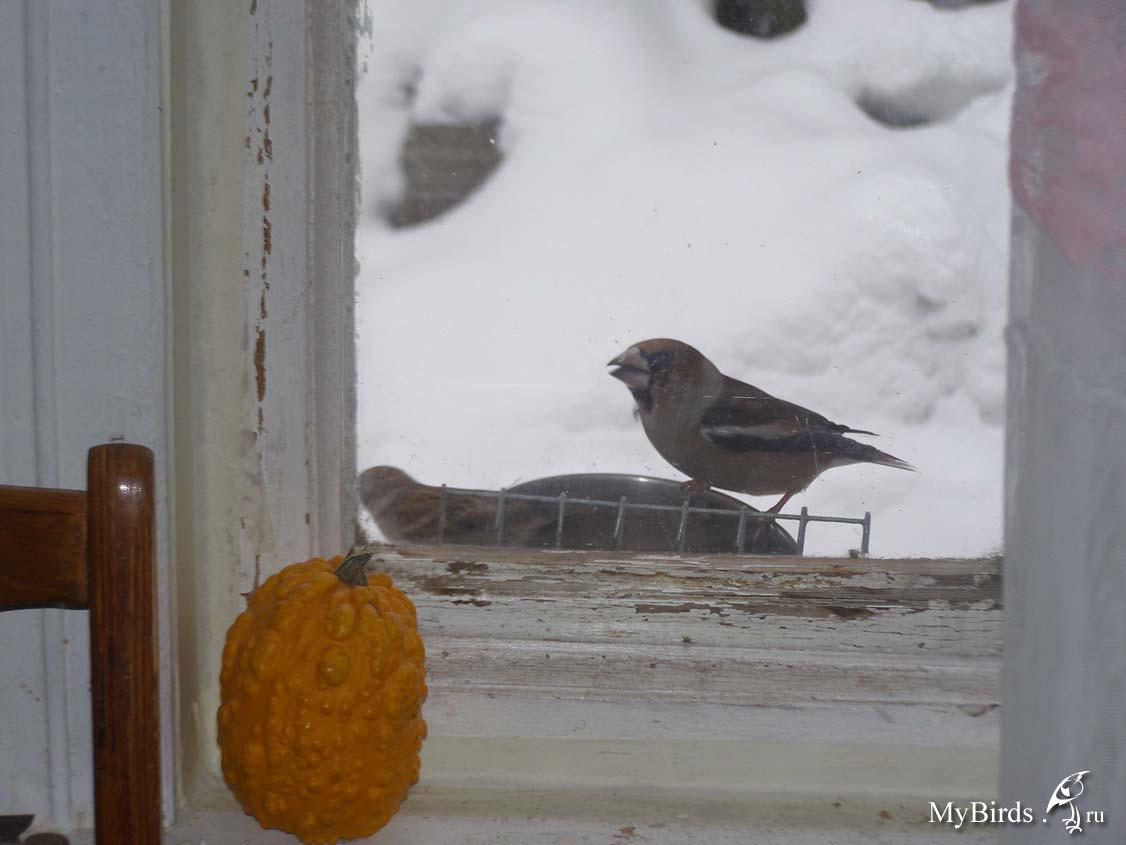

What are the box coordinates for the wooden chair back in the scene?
[0,443,160,844]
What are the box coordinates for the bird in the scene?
[607,338,913,513]
[358,465,554,546]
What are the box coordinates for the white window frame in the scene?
[168,0,357,814]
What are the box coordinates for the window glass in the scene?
[355,0,1012,557]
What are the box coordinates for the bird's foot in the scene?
[747,491,795,552]
[747,519,773,552]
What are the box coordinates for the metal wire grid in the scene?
[434,484,872,555]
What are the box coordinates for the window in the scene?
[162,17,1009,839]
[338,2,1009,841]
[354,0,1011,560]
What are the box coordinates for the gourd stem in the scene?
[334,550,373,587]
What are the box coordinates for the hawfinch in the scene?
[359,465,553,545]
[608,338,913,512]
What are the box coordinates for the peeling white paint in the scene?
[170,0,357,804]
[164,545,1001,842]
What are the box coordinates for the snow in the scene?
[355,0,1013,558]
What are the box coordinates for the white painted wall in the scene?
[0,0,173,829]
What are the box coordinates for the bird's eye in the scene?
[646,350,675,371]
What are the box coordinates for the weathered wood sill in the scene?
[168,547,1002,843]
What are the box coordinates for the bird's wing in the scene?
[699,377,835,449]
[702,376,876,443]
[699,377,908,467]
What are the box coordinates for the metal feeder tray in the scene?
[362,468,873,555]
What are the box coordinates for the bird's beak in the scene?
[607,346,650,389]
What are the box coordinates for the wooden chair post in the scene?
[86,443,161,843]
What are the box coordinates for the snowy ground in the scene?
[355,0,1013,558]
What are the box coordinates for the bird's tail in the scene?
[806,431,916,471]
[864,446,915,472]
[828,435,915,471]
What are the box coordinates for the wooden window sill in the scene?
[163,545,1001,843]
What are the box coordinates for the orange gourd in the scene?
[218,552,427,844]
